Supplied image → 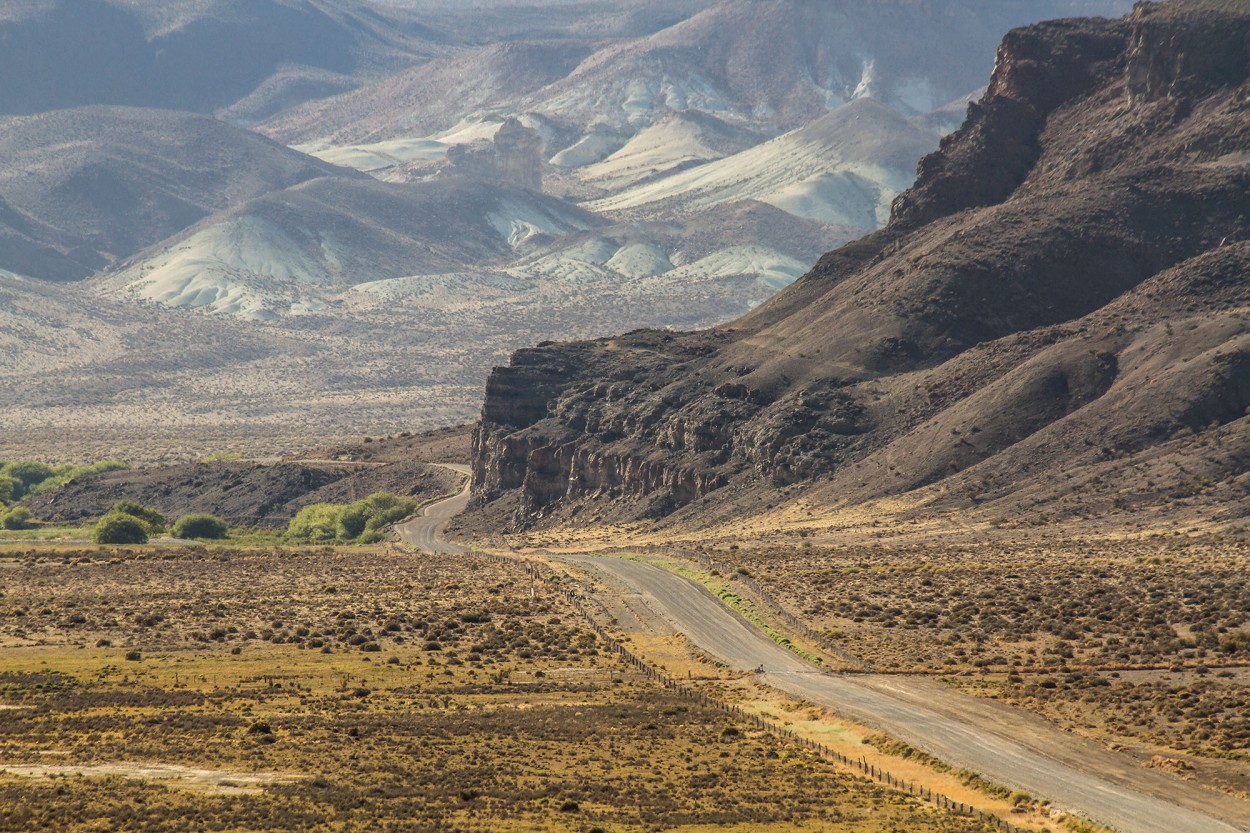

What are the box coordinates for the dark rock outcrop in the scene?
[469,0,1250,532]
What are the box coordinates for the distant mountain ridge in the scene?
[0,106,354,281]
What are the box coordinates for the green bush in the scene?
[0,461,54,499]
[335,502,371,540]
[1,506,34,530]
[0,475,17,506]
[111,500,166,534]
[288,504,343,541]
[172,513,229,540]
[356,492,417,530]
[95,513,149,544]
[288,492,416,543]
[0,459,128,499]
[32,460,129,495]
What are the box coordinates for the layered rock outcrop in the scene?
[469,0,1250,532]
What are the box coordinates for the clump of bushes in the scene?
[172,513,229,540]
[287,492,416,543]
[0,506,34,530]
[0,475,18,506]
[95,513,149,544]
[111,500,166,535]
[0,458,127,501]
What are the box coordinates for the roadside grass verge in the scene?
[619,554,828,668]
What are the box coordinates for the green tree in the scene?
[359,492,417,529]
[290,493,416,543]
[287,504,343,541]
[111,500,166,534]
[0,475,17,506]
[336,502,371,540]
[1,506,34,530]
[172,514,229,540]
[95,513,148,544]
[0,461,54,499]
[31,460,129,495]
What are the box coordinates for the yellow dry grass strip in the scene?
[716,680,1092,833]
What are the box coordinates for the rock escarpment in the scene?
[469,0,1250,532]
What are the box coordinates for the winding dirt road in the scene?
[393,463,470,553]
[396,486,1249,833]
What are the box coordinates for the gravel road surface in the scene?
[557,554,1249,833]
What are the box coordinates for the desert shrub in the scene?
[288,504,343,541]
[111,500,166,534]
[1,506,34,530]
[95,513,149,545]
[172,514,229,540]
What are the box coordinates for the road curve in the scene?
[393,464,471,554]
[555,554,1249,833]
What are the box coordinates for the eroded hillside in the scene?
[467,0,1250,538]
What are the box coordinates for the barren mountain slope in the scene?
[584,99,938,227]
[0,106,357,281]
[92,175,601,318]
[467,0,1250,535]
[260,41,600,146]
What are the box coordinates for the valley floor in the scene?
[0,544,989,833]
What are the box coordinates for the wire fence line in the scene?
[473,549,1031,833]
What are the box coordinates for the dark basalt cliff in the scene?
[469,0,1250,532]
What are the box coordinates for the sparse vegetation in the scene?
[732,537,1250,784]
[198,452,243,463]
[0,546,989,833]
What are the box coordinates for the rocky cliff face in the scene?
[468,0,1250,533]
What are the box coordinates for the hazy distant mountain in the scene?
[0,0,714,124]
[0,106,355,281]
[261,41,600,146]
[0,0,445,119]
[264,0,1133,149]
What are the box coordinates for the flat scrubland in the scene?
[718,536,1250,799]
[0,545,993,833]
